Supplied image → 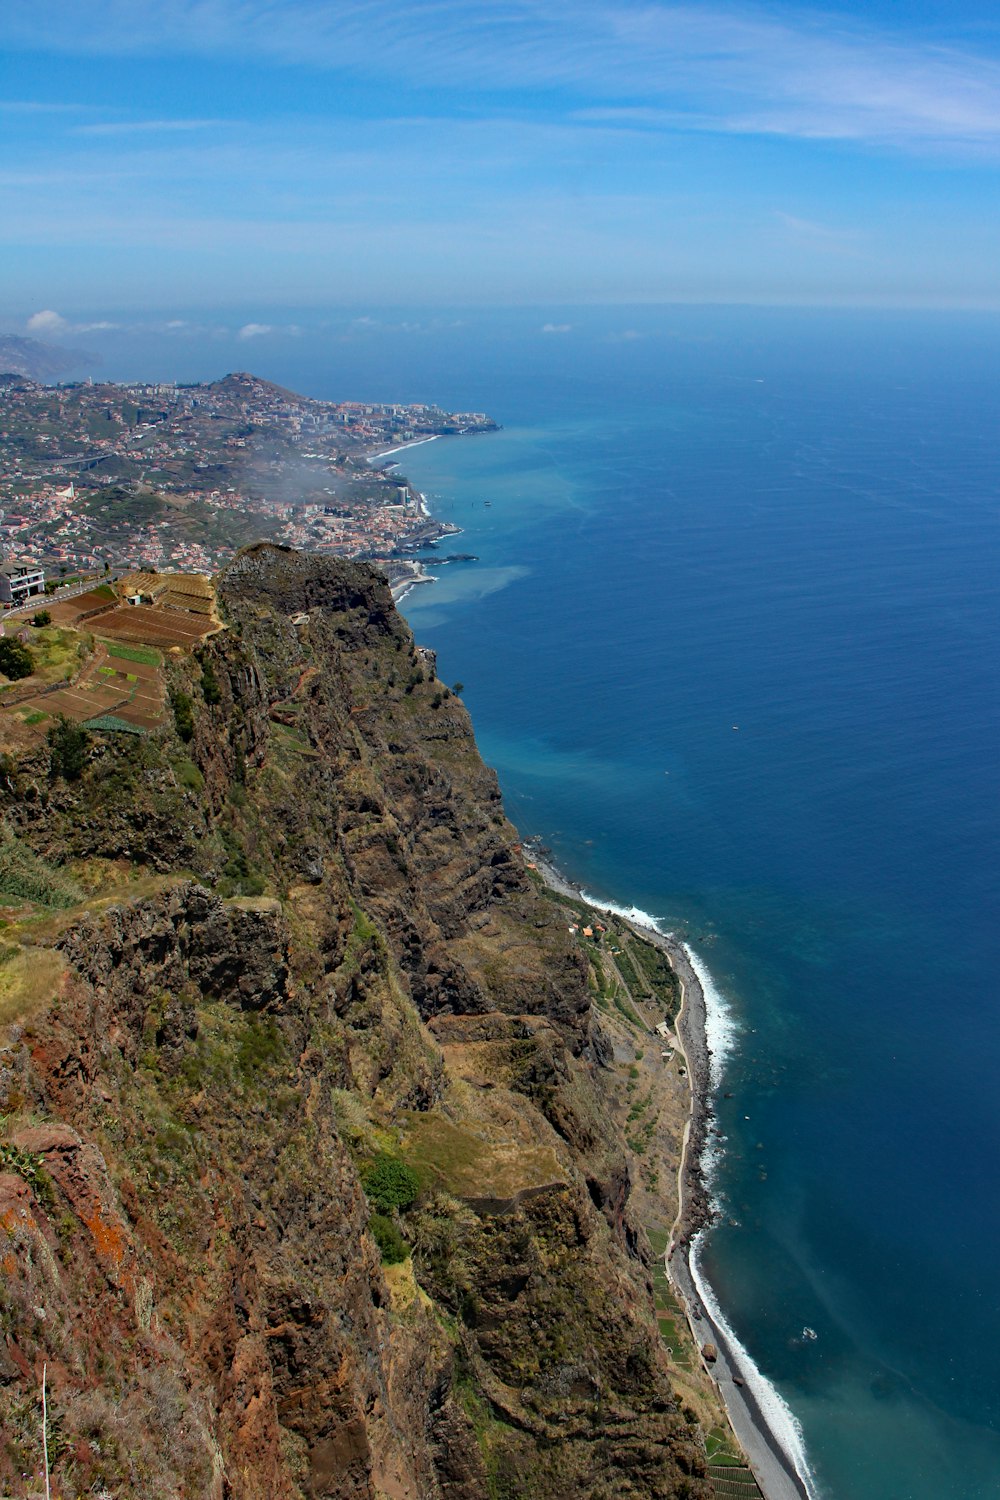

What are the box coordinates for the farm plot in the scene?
[93,604,217,648]
[43,585,117,625]
[157,574,215,615]
[4,649,129,729]
[90,653,167,729]
[1,645,167,734]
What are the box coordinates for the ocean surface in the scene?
[98,306,1000,1498]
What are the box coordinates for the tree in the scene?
[200,661,222,706]
[32,610,51,628]
[363,1155,420,1214]
[47,716,89,781]
[369,1213,409,1264]
[170,688,195,743]
[0,638,34,681]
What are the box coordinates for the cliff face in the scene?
[0,546,711,1499]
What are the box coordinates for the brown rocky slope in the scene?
[0,545,712,1499]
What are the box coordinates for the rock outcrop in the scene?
[0,546,711,1499]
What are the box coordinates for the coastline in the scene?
[532,853,816,1500]
[389,560,436,603]
[367,436,464,596]
[368,434,442,461]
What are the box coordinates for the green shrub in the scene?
[363,1154,420,1213]
[47,715,89,780]
[216,837,266,898]
[236,1016,285,1079]
[0,826,81,907]
[173,758,204,792]
[370,1212,409,1264]
[170,688,195,742]
[0,1143,55,1208]
[200,661,222,705]
[32,609,51,627]
[0,638,34,681]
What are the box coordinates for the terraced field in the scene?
[90,603,216,649]
[1,644,167,733]
[43,584,117,625]
[0,570,220,742]
[707,1465,766,1498]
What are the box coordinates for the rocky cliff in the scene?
[0,546,713,1499]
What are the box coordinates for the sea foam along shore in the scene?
[389,561,435,604]
[531,855,818,1500]
[669,941,818,1500]
[368,434,442,461]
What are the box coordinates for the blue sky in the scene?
[4,0,1000,322]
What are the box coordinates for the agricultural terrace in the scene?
[0,570,220,743]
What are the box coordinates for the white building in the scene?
[0,559,46,606]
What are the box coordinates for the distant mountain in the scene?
[0,333,95,382]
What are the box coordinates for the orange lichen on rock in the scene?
[82,1205,127,1270]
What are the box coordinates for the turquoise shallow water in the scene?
[389,316,1000,1500]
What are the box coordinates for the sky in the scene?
[4,0,1000,321]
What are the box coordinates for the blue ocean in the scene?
[101,306,1000,1498]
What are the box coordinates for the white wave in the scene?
[575,887,666,934]
[682,943,738,1092]
[368,435,441,460]
[690,1230,819,1499]
[571,879,817,1489]
[571,894,739,1093]
[567,885,815,1492]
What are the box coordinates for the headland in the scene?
[0,368,495,584]
[0,545,731,1499]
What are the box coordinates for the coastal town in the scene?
[0,368,496,589]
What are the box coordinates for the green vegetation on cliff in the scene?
[0,546,718,1500]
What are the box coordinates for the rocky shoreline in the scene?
[531,852,815,1500]
[527,853,712,1240]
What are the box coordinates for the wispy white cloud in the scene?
[5,2,1000,151]
[6,4,1000,306]
[26,310,246,339]
[774,211,863,243]
[771,211,867,262]
[26,309,67,336]
[541,322,572,333]
[75,117,232,136]
[342,315,468,335]
[0,99,89,113]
